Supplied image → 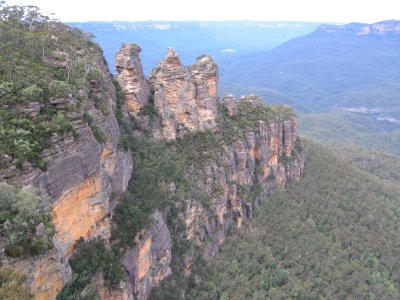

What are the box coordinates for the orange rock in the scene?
[137,239,152,281]
[52,175,104,254]
[31,257,65,300]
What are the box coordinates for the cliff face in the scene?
[122,212,172,300]
[150,49,218,140]
[113,45,305,299]
[115,46,218,140]
[115,44,151,115]
[0,46,132,299]
[1,39,303,300]
[178,95,304,262]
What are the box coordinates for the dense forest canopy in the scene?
[184,140,400,299]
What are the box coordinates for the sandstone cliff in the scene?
[150,49,218,140]
[115,46,218,140]
[1,39,304,300]
[0,44,132,299]
[115,43,151,115]
[110,45,305,299]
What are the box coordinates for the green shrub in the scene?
[0,3,111,170]
[20,84,44,102]
[90,124,106,143]
[48,80,71,98]
[57,238,123,300]
[112,78,125,125]
[271,269,289,287]
[0,82,16,104]
[0,266,33,300]
[112,199,148,247]
[0,182,55,257]
[50,114,73,134]
[138,91,157,119]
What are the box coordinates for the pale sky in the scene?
[5,0,400,23]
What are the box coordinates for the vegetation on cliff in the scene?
[113,129,222,248]
[0,3,107,169]
[0,182,54,257]
[219,96,295,142]
[57,238,123,300]
[0,266,33,299]
[113,96,297,248]
[186,140,400,299]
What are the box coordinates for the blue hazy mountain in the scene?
[67,21,320,74]
[218,20,400,155]
[220,20,400,112]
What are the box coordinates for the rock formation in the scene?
[0,46,132,299]
[122,212,172,299]
[115,47,219,140]
[151,48,219,139]
[110,45,305,299]
[115,43,151,115]
[0,41,304,300]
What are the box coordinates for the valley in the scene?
[1,2,400,299]
[218,20,400,155]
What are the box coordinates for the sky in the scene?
[5,0,400,23]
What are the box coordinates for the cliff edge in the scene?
[107,45,305,299]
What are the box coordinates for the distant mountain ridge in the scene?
[317,20,400,36]
[218,19,400,155]
[220,19,400,113]
[67,21,320,74]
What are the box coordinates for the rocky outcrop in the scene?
[147,48,218,140]
[112,45,305,299]
[115,44,151,115]
[115,45,218,140]
[1,41,303,300]
[180,95,304,256]
[1,46,132,299]
[120,212,172,300]
[11,249,71,300]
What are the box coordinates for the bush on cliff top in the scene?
[219,100,295,142]
[0,3,107,169]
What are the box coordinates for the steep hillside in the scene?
[0,4,133,299]
[0,4,305,300]
[185,139,400,299]
[334,144,400,183]
[57,44,304,300]
[68,21,320,74]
